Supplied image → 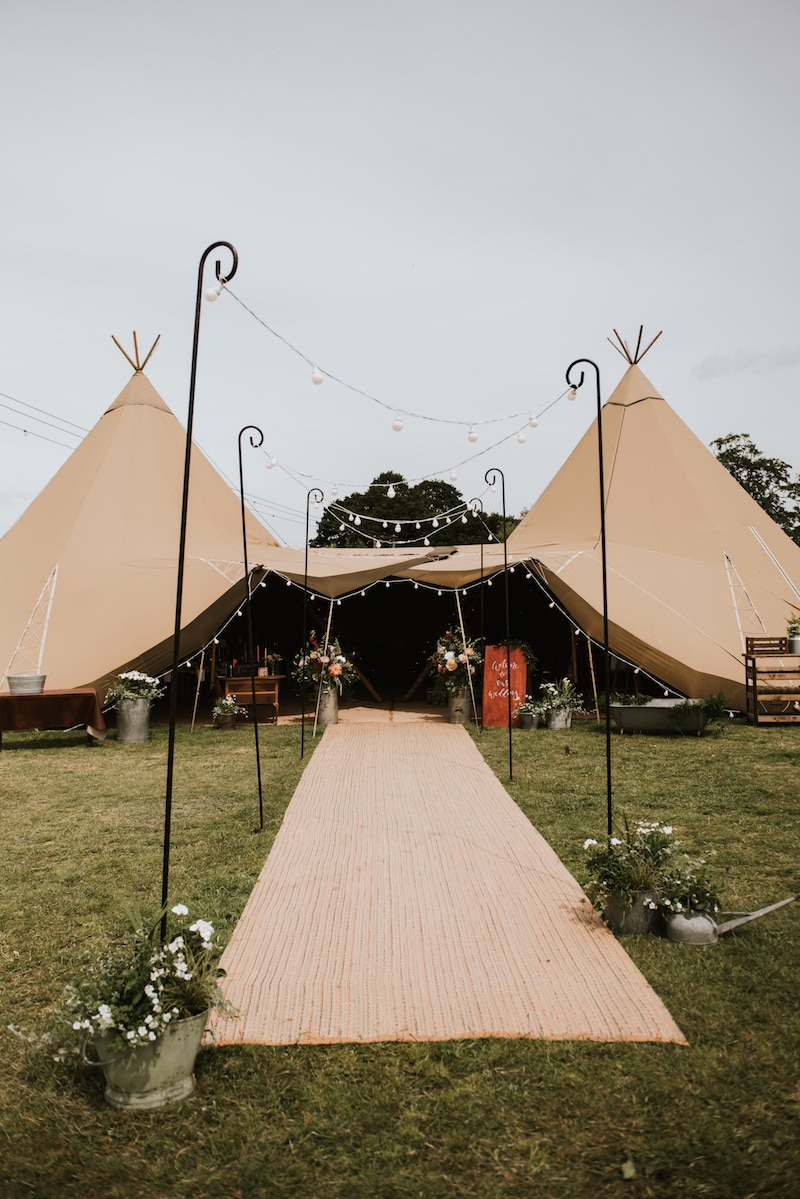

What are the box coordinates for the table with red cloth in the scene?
[0,689,106,748]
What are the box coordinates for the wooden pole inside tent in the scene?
[190,648,205,733]
[587,638,599,721]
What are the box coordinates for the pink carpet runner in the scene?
[210,721,686,1046]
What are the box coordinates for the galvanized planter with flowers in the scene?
[63,904,230,1109]
[432,628,483,724]
[104,670,166,744]
[537,677,585,730]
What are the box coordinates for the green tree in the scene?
[310,470,515,548]
[711,434,800,545]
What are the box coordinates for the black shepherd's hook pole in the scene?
[238,424,265,832]
[301,488,323,758]
[162,241,238,937]
[485,468,512,781]
[565,358,613,836]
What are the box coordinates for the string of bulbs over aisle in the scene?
[209,283,576,533]
[148,560,680,708]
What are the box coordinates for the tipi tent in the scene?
[0,367,458,693]
[502,359,800,709]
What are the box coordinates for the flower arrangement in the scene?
[58,904,229,1056]
[787,612,800,637]
[263,652,283,673]
[515,696,542,717]
[654,853,721,918]
[582,819,676,914]
[212,694,248,717]
[104,671,166,708]
[582,818,722,924]
[537,677,584,713]
[432,628,483,693]
[292,631,358,695]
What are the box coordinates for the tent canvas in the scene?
[3,358,799,707]
[503,362,800,708]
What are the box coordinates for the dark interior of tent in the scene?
[173,571,644,716]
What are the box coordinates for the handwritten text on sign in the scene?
[482,646,527,727]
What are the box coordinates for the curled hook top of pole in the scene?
[468,496,483,513]
[201,240,239,286]
[565,358,600,393]
[484,467,504,489]
[307,487,324,508]
[239,424,264,451]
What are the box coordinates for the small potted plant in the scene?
[537,677,585,730]
[212,693,248,729]
[104,670,166,743]
[787,613,800,654]
[514,696,542,730]
[582,819,676,934]
[58,903,231,1109]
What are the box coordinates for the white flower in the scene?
[190,919,214,947]
[171,903,189,917]
[583,838,598,849]
[610,837,622,846]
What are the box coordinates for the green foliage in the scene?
[712,432,800,544]
[310,470,515,548]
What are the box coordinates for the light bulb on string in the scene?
[204,284,223,302]
[382,521,388,529]
[394,523,401,533]
[528,415,539,428]
[568,385,578,401]
[376,540,382,548]
[467,426,478,443]
[311,367,324,385]
[432,518,439,528]
[415,521,421,529]
[266,457,277,469]
[354,516,361,526]
[517,432,527,444]
[424,537,430,546]
[461,515,467,524]
[387,485,396,499]
[331,485,339,498]
[392,414,403,432]
[449,469,458,482]
[339,523,345,532]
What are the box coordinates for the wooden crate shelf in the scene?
[744,637,800,725]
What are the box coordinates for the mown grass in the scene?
[1,716,798,1198]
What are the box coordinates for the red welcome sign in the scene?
[482,645,527,727]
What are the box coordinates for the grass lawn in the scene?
[1,715,798,1198]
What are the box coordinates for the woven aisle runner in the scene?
[210,721,686,1046]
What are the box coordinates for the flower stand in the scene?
[604,890,664,935]
[546,708,572,730]
[447,689,471,724]
[116,697,151,743]
[318,688,339,726]
[93,1010,209,1110]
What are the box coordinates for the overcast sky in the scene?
[2,0,798,545]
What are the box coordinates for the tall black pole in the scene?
[485,468,512,781]
[238,425,264,832]
[565,358,612,836]
[301,488,323,758]
[162,241,238,935]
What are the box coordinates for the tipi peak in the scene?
[608,326,662,366]
[111,331,160,375]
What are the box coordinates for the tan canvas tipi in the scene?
[506,353,800,708]
[0,364,281,693]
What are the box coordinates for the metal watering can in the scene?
[667,895,796,945]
